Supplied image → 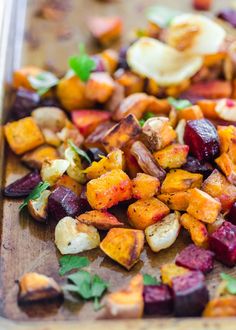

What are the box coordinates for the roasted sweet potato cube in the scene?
[215,153,236,184]
[197,100,218,120]
[85,149,125,180]
[22,145,58,169]
[105,274,144,318]
[84,121,115,151]
[4,117,45,155]
[87,16,123,45]
[132,173,160,199]
[85,73,115,103]
[218,125,236,164]
[158,191,190,211]
[203,296,236,317]
[180,213,209,248]
[13,66,42,90]
[54,175,82,197]
[102,114,141,152]
[153,144,189,169]
[182,81,232,99]
[100,49,119,74]
[57,76,93,111]
[187,188,221,224]
[114,69,144,96]
[127,197,170,230]
[18,272,62,304]
[100,228,144,270]
[87,169,132,210]
[77,210,124,230]
[71,109,111,137]
[178,105,204,121]
[161,169,203,194]
[160,263,189,286]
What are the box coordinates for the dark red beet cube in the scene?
[172,271,209,316]
[209,221,236,267]
[181,156,213,179]
[175,244,215,274]
[48,186,90,222]
[184,119,220,161]
[193,0,212,11]
[11,88,40,119]
[143,284,173,315]
[226,202,236,225]
[3,171,41,198]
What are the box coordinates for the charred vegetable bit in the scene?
[19,181,50,211]
[59,255,90,276]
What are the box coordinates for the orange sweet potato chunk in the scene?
[178,105,204,121]
[54,175,82,197]
[180,213,209,248]
[85,73,115,103]
[127,197,170,230]
[215,153,236,183]
[158,191,190,211]
[77,210,124,230]
[161,263,189,286]
[100,228,144,270]
[87,169,132,210]
[115,70,144,96]
[161,169,203,194]
[218,125,236,164]
[187,188,221,224]
[13,66,42,90]
[4,117,45,155]
[197,100,218,120]
[203,296,236,317]
[132,173,160,199]
[153,144,189,169]
[21,145,58,169]
[84,121,115,151]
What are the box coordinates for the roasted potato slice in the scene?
[27,190,51,222]
[77,210,124,230]
[41,159,69,186]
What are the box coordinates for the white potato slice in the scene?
[41,159,69,185]
[215,99,236,121]
[55,216,100,255]
[64,147,86,183]
[145,212,181,252]
[175,119,186,145]
[127,37,203,86]
[167,14,226,55]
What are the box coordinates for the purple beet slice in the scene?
[11,88,40,119]
[143,284,173,315]
[48,186,90,222]
[226,202,236,225]
[172,271,209,316]
[181,156,213,179]
[184,119,220,162]
[3,171,41,198]
[209,221,236,267]
[217,8,236,28]
[175,244,215,274]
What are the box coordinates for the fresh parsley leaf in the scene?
[19,181,50,211]
[91,274,109,298]
[68,270,93,299]
[168,97,192,110]
[143,274,159,286]
[139,112,156,127]
[146,5,182,28]
[28,71,59,96]
[93,296,104,311]
[59,255,90,276]
[69,44,96,82]
[221,273,236,294]
[68,139,91,164]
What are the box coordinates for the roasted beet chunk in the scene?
[11,88,40,119]
[209,221,236,266]
[175,244,215,274]
[48,186,90,222]
[184,119,220,162]
[143,284,173,315]
[217,8,236,28]
[181,156,213,179]
[3,171,41,198]
[226,202,236,225]
[172,271,209,316]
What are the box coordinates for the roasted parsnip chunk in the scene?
[28,190,51,222]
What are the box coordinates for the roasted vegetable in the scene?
[145,212,181,252]
[104,274,144,319]
[86,148,106,162]
[84,121,115,151]
[132,173,160,199]
[100,228,144,270]
[153,144,189,169]
[77,210,124,230]
[102,114,141,152]
[178,105,204,121]
[203,296,236,317]
[161,263,189,286]
[193,0,212,10]
[197,100,218,120]
[87,169,132,210]
[85,72,115,103]
[3,171,41,198]
[161,169,203,194]
[218,125,236,163]
[114,70,144,96]
[71,109,111,137]
[175,244,215,274]
[11,88,40,119]
[13,66,42,90]
[18,272,62,304]
[4,117,45,155]
[215,152,236,184]
[100,49,119,73]
[105,81,125,113]
[128,197,170,230]
[186,188,221,224]
[41,159,69,186]
[143,284,173,315]
[32,107,67,133]
[181,156,213,179]
[158,191,190,211]
[64,146,86,184]
[181,81,231,100]
[55,216,100,254]
[226,202,236,225]
[123,146,142,179]
[54,175,82,197]
[27,190,51,222]
[22,145,58,169]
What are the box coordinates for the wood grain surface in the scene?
[1,0,236,328]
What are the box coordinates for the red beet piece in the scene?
[209,221,236,267]
[172,271,209,316]
[226,202,236,225]
[217,8,236,28]
[11,88,40,119]
[175,244,215,274]
[3,171,41,198]
[143,284,173,315]
[184,119,220,161]
[181,156,213,179]
[193,0,212,10]
[48,186,90,222]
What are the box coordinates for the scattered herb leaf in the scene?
[93,296,104,311]
[68,270,92,299]
[146,5,182,28]
[68,139,92,164]
[139,112,156,126]
[143,273,159,286]
[221,273,236,294]
[69,44,96,82]
[59,255,90,276]
[28,71,59,96]
[168,97,192,110]
[19,181,50,211]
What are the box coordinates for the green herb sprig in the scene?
[68,140,91,164]
[59,255,90,276]
[168,97,192,110]
[143,273,159,286]
[220,273,236,294]
[139,112,156,127]
[19,181,50,211]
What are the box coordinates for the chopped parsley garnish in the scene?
[28,71,59,96]
[221,273,236,294]
[139,112,156,126]
[59,255,90,276]
[143,273,159,286]
[68,140,92,164]
[19,181,50,211]
[168,97,192,110]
